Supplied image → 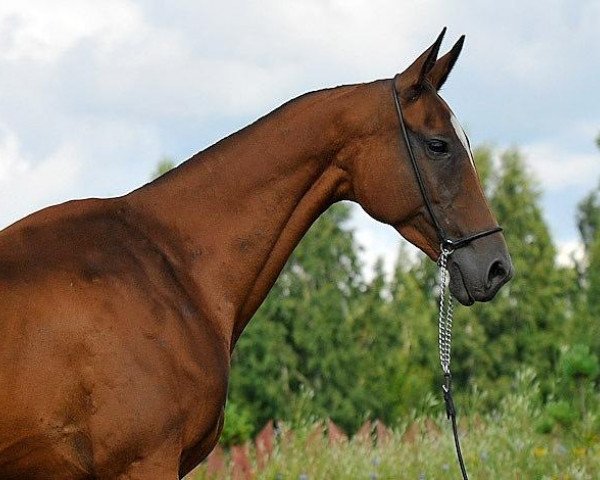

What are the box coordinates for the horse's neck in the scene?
[129,86,360,349]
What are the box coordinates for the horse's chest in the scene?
[173,359,228,475]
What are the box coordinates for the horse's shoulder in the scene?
[0,198,149,282]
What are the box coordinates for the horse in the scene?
[0,29,512,479]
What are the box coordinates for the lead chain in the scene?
[438,247,454,375]
[437,246,470,480]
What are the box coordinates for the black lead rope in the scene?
[390,80,505,480]
[443,373,469,479]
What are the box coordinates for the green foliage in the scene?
[534,415,554,434]
[151,156,177,180]
[577,189,600,253]
[472,145,495,195]
[560,344,600,381]
[574,133,600,343]
[576,126,600,251]
[576,130,600,348]
[544,400,578,429]
[387,250,438,415]
[459,149,567,398]
[586,234,600,325]
[219,401,254,447]
[555,344,600,419]
[191,378,600,479]
[230,203,368,432]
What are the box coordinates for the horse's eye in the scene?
[427,139,449,156]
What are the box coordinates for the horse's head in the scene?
[343,29,512,305]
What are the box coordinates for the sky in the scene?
[0,0,599,275]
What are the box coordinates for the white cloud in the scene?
[0,0,144,62]
[522,142,600,190]
[346,204,423,280]
[262,0,444,76]
[556,239,584,267]
[0,125,26,179]
[32,0,450,122]
[352,216,397,280]
[0,124,82,227]
[445,0,600,89]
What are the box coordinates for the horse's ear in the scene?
[394,27,446,98]
[429,35,465,90]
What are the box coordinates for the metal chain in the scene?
[437,246,469,480]
[438,247,454,375]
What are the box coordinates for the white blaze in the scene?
[450,114,475,169]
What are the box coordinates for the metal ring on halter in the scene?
[438,243,454,265]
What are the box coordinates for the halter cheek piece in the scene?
[391,82,502,253]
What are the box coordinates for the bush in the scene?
[219,401,254,447]
[534,415,554,434]
[545,400,577,429]
[560,344,600,381]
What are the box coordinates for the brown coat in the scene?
[0,31,511,479]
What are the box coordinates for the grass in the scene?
[189,373,600,479]
[189,417,600,479]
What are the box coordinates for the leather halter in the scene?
[391,82,502,253]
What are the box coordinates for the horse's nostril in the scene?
[487,259,507,286]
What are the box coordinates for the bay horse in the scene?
[0,30,512,479]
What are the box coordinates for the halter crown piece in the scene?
[392,82,503,480]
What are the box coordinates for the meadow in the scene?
[190,371,600,479]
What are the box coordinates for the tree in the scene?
[576,190,600,254]
[466,149,566,395]
[386,247,439,416]
[575,131,600,255]
[573,133,600,351]
[577,227,600,355]
[472,145,495,195]
[229,203,368,432]
[151,156,177,180]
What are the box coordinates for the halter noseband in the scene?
[391,82,502,253]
